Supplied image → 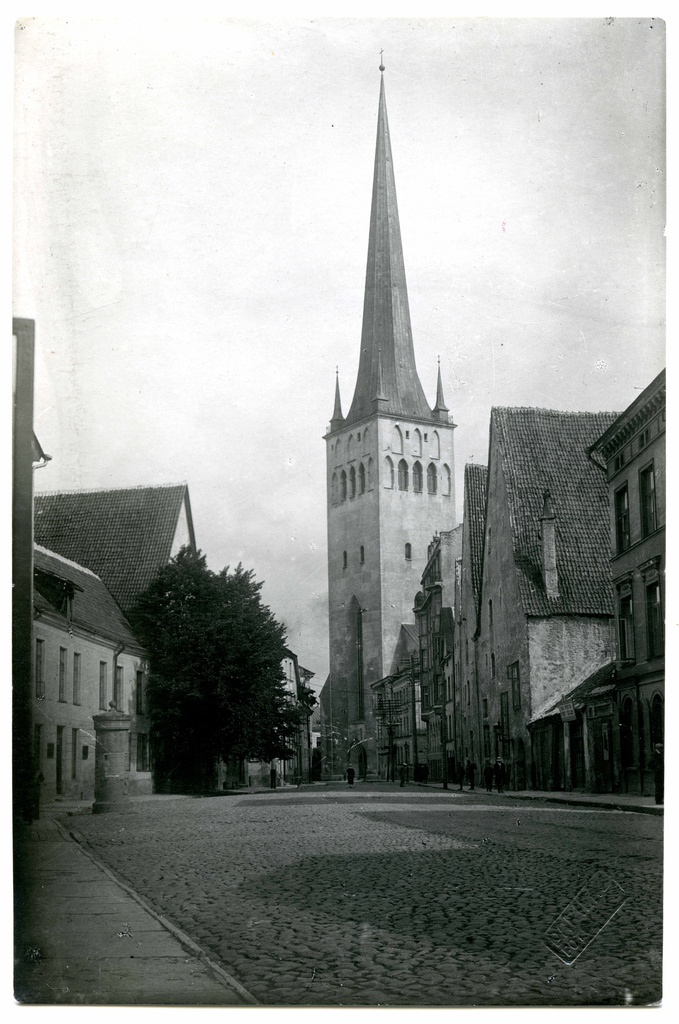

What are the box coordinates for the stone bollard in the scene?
[92,705,132,814]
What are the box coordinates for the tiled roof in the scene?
[491,408,618,617]
[34,484,193,613]
[531,661,616,723]
[389,623,419,675]
[34,545,140,648]
[463,463,487,606]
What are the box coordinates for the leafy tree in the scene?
[129,546,303,791]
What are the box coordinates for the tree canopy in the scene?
[129,546,306,789]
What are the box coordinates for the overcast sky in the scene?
[14,15,665,688]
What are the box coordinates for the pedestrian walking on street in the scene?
[399,764,406,788]
[484,760,493,793]
[346,766,355,786]
[465,758,477,790]
[649,743,664,805]
[493,757,506,793]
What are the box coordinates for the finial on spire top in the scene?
[379,49,385,72]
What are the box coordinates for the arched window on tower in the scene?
[368,457,374,489]
[430,430,440,459]
[349,465,356,498]
[342,550,348,570]
[384,456,394,489]
[392,425,403,454]
[360,545,365,564]
[427,463,437,494]
[340,470,347,501]
[335,437,342,464]
[413,461,423,493]
[398,459,409,491]
[348,433,354,456]
[358,463,366,494]
[405,543,412,560]
[331,472,338,504]
[413,428,422,456]
[362,426,369,451]
[442,463,451,496]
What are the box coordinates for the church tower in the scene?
[324,67,456,775]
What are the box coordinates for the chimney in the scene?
[540,490,559,599]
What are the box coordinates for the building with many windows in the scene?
[588,369,665,794]
[32,545,149,804]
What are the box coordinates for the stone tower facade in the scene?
[324,71,456,775]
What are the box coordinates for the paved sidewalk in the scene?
[13,814,257,1006]
[410,784,663,815]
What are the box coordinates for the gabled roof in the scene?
[463,463,487,606]
[490,408,618,617]
[34,545,140,649]
[531,661,616,723]
[34,484,195,613]
[389,623,419,675]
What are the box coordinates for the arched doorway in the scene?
[515,739,527,790]
[650,693,664,747]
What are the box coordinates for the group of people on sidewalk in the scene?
[459,757,507,793]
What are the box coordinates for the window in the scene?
[349,465,356,498]
[405,543,412,561]
[413,461,423,492]
[466,681,470,706]
[482,698,488,719]
[508,661,521,710]
[99,662,108,710]
[358,463,366,494]
[640,464,657,537]
[488,600,493,628]
[136,670,144,714]
[491,653,496,678]
[340,470,347,501]
[58,647,67,702]
[368,457,374,489]
[488,528,492,556]
[638,427,650,450]
[114,665,124,709]
[427,463,437,494]
[137,733,150,772]
[615,485,630,553]
[392,425,403,454]
[405,430,410,439]
[618,591,635,661]
[331,472,338,503]
[384,456,394,489]
[71,728,78,780]
[73,652,81,705]
[35,639,45,698]
[360,545,365,564]
[646,581,663,659]
[34,724,42,765]
[342,551,347,570]
[442,464,452,496]
[413,428,422,456]
[398,459,409,491]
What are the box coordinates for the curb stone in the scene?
[59,819,259,1006]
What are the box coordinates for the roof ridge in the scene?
[35,482,187,497]
[492,406,620,418]
[35,544,102,580]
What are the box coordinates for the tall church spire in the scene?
[433,357,449,421]
[344,68,432,426]
[330,368,344,431]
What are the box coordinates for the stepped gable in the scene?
[34,484,194,613]
[491,407,619,617]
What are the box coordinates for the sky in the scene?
[13,14,666,691]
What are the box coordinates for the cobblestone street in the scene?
[68,785,662,1007]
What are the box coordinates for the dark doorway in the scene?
[650,693,664,746]
[515,739,526,790]
[570,719,585,789]
[620,696,634,780]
